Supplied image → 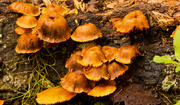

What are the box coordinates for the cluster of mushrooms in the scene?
[8,2,104,54]
[9,2,71,53]
[8,1,150,105]
[110,10,150,33]
[36,43,143,104]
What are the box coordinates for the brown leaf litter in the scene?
[110,84,161,105]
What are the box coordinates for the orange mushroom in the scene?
[102,46,118,62]
[88,80,116,97]
[108,62,129,80]
[15,33,41,54]
[111,10,149,33]
[60,71,92,93]
[109,18,122,29]
[84,64,109,81]
[81,43,96,55]
[31,26,38,35]
[9,2,40,16]
[15,27,32,35]
[171,25,180,38]
[71,23,102,42]
[0,100,4,105]
[35,13,71,43]
[42,4,68,16]
[115,45,143,64]
[65,51,84,74]
[77,45,107,67]
[36,87,77,104]
[16,15,37,28]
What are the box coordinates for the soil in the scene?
[0,0,180,105]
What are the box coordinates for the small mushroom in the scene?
[35,13,71,43]
[60,71,92,93]
[102,46,118,62]
[0,100,4,105]
[15,33,41,54]
[77,45,107,67]
[36,87,77,104]
[171,25,180,38]
[111,10,149,33]
[109,18,122,29]
[71,23,102,42]
[65,51,84,74]
[115,45,143,64]
[42,4,68,16]
[9,2,40,16]
[87,80,116,97]
[108,62,129,80]
[16,15,37,28]
[84,64,109,81]
[15,27,32,35]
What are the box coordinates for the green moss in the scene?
[4,49,60,105]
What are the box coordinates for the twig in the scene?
[159,91,173,104]
[43,0,51,6]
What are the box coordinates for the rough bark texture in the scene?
[1,0,180,105]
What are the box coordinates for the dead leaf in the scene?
[110,84,161,105]
[86,0,99,13]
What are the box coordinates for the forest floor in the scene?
[0,0,180,105]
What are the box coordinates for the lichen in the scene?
[0,74,28,91]
[2,75,11,82]
[162,74,180,91]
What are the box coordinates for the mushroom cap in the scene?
[15,27,32,35]
[71,23,102,42]
[65,51,84,74]
[84,64,109,81]
[15,33,42,54]
[116,10,149,33]
[42,4,68,16]
[108,62,129,80]
[36,87,77,104]
[82,43,96,55]
[171,25,180,38]
[36,13,72,43]
[88,80,116,97]
[0,100,4,105]
[77,45,107,67]
[9,2,40,16]
[16,15,37,28]
[115,45,143,64]
[109,18,122,28]
[102,46,118,62]
[60,71,92,93]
